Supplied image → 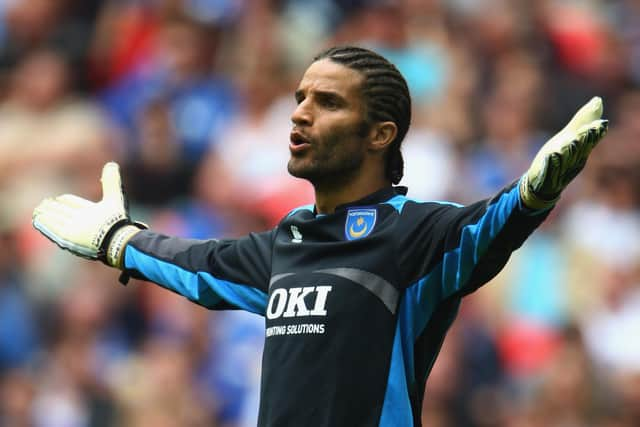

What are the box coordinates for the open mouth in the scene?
[289,130,311,153]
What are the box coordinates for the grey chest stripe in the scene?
[268,269,399,314]
[314,268,399,314]
[269,273,296,288]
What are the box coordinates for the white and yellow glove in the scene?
[32,162,144,269]
[520,96,609,210]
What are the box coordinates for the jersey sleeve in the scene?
[395,179,550,301]
[121,229,274,316]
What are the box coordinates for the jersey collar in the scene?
[333,186,408,212]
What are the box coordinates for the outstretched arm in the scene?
[397,97,609,301]
[32,163,272,315]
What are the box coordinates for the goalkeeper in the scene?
[33,46,608,427]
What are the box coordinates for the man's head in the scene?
[288,46,411,188]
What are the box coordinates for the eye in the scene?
[324,99,338,109]
[320,96,340,110]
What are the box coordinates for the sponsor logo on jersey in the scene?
[265,286,332,337]
[266,286,332,319]
[345,208,376,240]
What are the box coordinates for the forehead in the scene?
[297,59,364,96]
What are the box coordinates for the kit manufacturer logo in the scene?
[290,225,303,243]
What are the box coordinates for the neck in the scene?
[313,169,390,214]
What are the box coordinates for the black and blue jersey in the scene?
[122,180,549,427]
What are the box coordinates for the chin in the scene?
[287,160,311,180]
[287,159,324,183]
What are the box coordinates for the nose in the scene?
[291,99,312,127]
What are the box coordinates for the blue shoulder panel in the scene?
[384,195,463,214]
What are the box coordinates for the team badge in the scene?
[345,208,376,241]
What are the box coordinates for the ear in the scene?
[368,121,397,152]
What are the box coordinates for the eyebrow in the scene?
[295,89,347,104]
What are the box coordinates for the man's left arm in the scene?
[398,97,608,300]
[434,180,551,297]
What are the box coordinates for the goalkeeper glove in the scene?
[520,96,609,210]
[32,162,145,269]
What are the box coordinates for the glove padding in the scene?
[521,96,609,210]
[32,162,143,267]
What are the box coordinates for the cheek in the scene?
[318,115,367,146]
[316,126,362,160]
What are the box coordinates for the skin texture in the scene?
[288,59,398,214]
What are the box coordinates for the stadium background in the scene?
[0,0,639,425]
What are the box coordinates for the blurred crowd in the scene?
[0,0,639,426]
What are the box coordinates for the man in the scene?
[33,46,608,426]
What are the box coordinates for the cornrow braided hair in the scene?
[313,46,412,184]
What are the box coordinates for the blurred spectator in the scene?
[0,229,39,371]
[88,0,162,90]
[208,29,313,226]
[30,263,125,427]
[0,47,112,241]
[460,49,546,201]
[110,333,217,427]
[609,0,640,86]
[122,97,196,207]
[99,11,237,170]
[0,0,96,93]
[528,325,613,426]
[0,368,36,427]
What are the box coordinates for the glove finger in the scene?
[100,162,125,205]
[549,153,562,190]
[591,119,609,146]
[34,197,76,218]
[33,213,97,259]
[33,209,72,241]
[576,120,609,155]
[535,153,560,198]
[56,194,93,209]
[564,97,603,133]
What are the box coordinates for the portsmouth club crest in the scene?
[345,208,377,241]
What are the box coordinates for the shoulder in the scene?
[382,193,463,215]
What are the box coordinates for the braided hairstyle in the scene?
[313,46,412,184]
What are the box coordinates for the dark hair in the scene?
[313,46,411,184]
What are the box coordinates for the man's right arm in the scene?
[122,230,273,315]
[32,162,273,316]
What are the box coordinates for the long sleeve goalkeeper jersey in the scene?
[122,180,549,427]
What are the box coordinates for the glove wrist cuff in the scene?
[106,224,142,269]
[520,174,560,210]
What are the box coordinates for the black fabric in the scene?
[124,183,549,427]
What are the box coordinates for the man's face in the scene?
[288,59,370,186]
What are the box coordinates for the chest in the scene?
[265,212,401,329]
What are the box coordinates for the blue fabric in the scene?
[375,44,449,104]
[0,281,39,369]
[378,319,414,427]
[378,187,520,422]
[384,195,463,214]
[440,187,518,297]
[125,246,268,315]
[100,70,237,161]
[506,233,568,326]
